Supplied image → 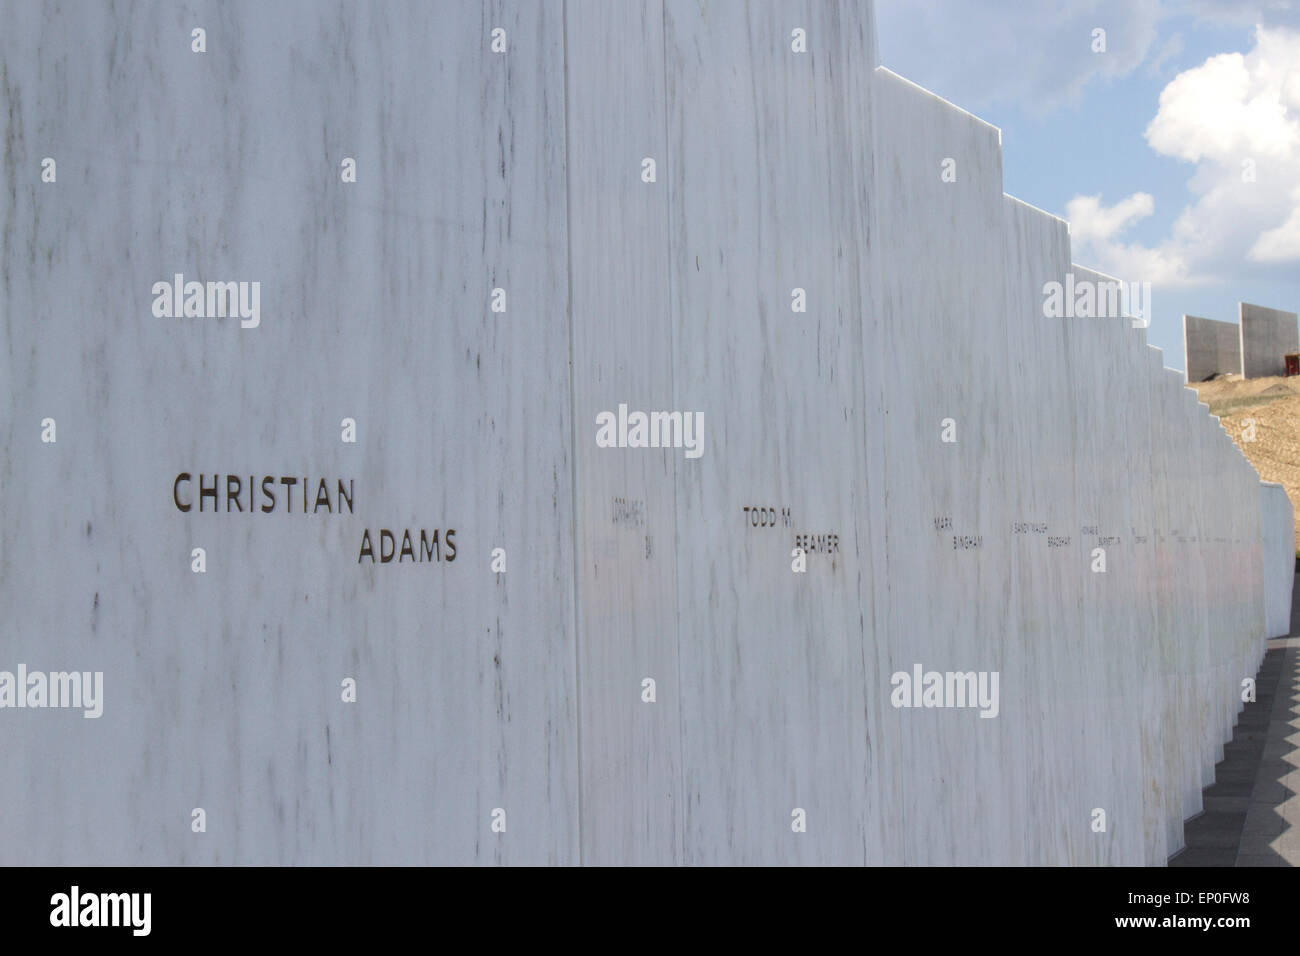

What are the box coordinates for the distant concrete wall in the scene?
[0,0,1272,866]
[1184,314,1242,382]
[1261,482,1294,637]
[1240,302,1299,379]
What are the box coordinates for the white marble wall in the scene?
[0,0,1280,865]
[1002,196,1075,864]
[1261,482,1294,638]
[565,0,684,867]
[1,0,580,865]
[662,0,884,865]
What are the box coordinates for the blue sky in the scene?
[876,0,1300,372]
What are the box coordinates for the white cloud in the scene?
[1067,25,1300,285]
[1145,36,1299,160]
[1066,194,1194,283]
[1067,193,1156,241]
[1065,191,1194,284]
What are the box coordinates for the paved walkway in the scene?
[1169,576,1300,866]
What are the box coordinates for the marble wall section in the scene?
[1261,482,1294,639]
